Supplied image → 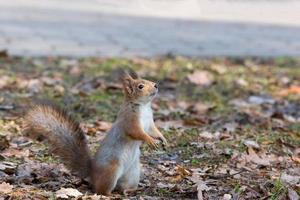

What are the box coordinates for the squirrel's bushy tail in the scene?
[24,104,91,178]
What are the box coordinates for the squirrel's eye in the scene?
[138,84,144,90]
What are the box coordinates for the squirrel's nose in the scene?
[154,83,158,89]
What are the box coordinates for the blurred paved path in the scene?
[0,0,300,57]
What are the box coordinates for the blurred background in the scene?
[1,0,300,57]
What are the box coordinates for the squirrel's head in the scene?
[121,70,158,104]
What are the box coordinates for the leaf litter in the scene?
[0,56,299,199]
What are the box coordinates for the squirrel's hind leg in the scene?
[116,159,141,192]
[92,160,121,195]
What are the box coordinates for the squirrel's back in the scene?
[24,104,91,178]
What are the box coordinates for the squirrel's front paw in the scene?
[159,135,168,146]
[145,135,158,149]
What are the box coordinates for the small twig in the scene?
[206,169,245,179]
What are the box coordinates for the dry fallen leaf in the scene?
[235,78,249,87]
[157,182,175,189]
[41,76,58,86]
[187,103,214,115]
[223,194,232,200]
[1,148,30,158]
[280,173,300,186]
[242,139,260,149]
[54,85,65,95]
[288,188,299,200]
[56,188,83,199]
[197,180,210,200]
[82,194,110,200]
[187,71,214,86]
[292,148,300,164]
[69,66,82,76]
[27,79,43,93]
[176,165,191,177]
[184,117,208,126]
[245,147,271,166]
[211,64,227,74]
[95,121,113,132]
[0,182,13,194]
[199,131,220,140]
[278,85,300,96]
[291,156,300,164]
[0,75,10,89]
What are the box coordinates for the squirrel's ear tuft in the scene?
[120,71,134,95]
[128,69,139,79]
[118,68,139,80]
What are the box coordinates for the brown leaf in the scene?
[176,165,191,177]
[85,125,97,136]
[1,148,30,158]
[187,71,214,86]
[235,78,249,87]
[211,64,227,74]
[0,182,13,194]
[95,121,113,132]
[69,66,82,76]
[245,147,270,166]
[291,156,300,164]
[177,101,190,110]
[184,117,208,126]
[187,103,214,115]
[56,188,83,199]
[278,85,300,96]
[0,76,11,90]
[169,174,183,182]
[54,85,65,96]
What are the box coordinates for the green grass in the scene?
[269,179,287,200]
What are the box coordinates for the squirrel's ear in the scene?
[121,73,134,95]
[128,69,139,79]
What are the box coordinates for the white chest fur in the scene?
[139,103,153,132]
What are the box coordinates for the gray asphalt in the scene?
[0,0,300,57]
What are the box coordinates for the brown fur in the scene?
[24,104,91,178]
[92,159,119,195]
[114,100,157,149]
[121,110,157,149]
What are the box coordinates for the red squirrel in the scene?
[24,70,167,195]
